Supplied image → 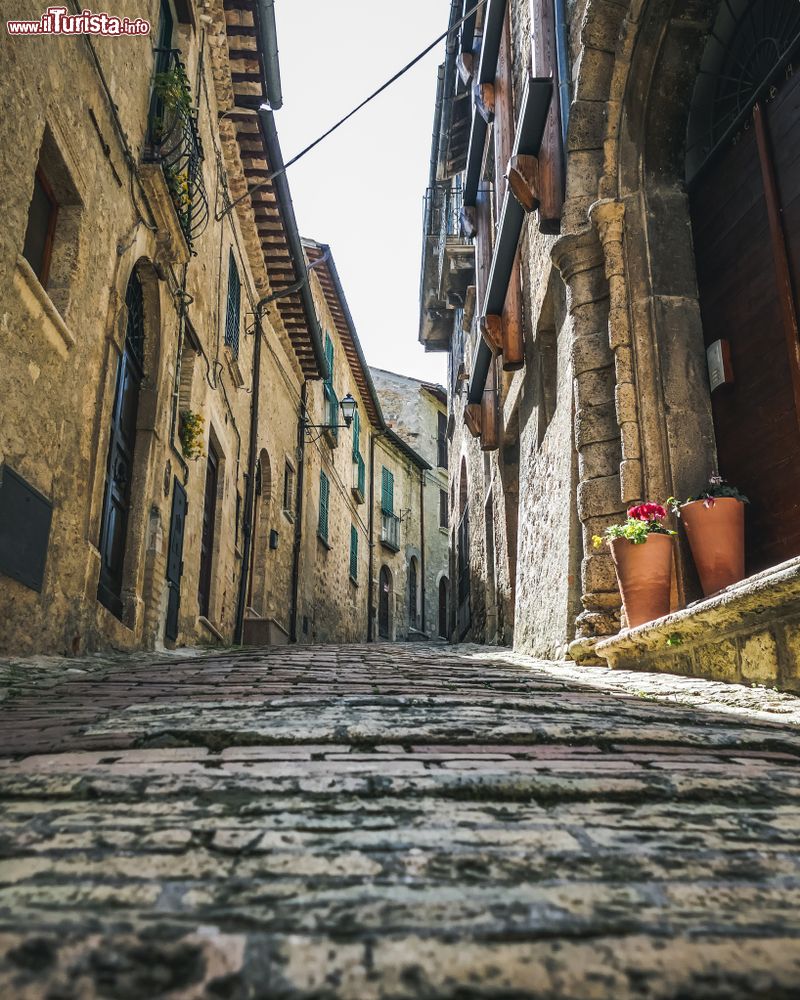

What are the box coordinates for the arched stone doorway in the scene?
[378,565,393,640]
[687,0,800,571]
[565,0,800,628]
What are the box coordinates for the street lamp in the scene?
[302,394,359,441]
[339,394,357,428]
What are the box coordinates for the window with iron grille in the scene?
[318,470,330,543]
[349,525,358,582]
[381,467,394,515]
[437,411,448,468]
[439,489,449,529]
[224,250,241,358]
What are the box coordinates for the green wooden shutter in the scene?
[381,467,394,514]
[324,332,334,384]
[318,471,329,541]
[349,525,358,581]
[352,409,360,459]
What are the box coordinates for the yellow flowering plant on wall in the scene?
[179,410,204,460]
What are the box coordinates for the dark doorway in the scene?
[438,577,449,639]
[198,444,218,618]
[689,24,800,573]
[379,565,391,639]
[97,272,145,620]
[408,556,418,629]
[165,478,187,641]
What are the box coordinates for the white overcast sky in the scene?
[274,0,449,385]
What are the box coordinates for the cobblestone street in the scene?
[2,644,800,998]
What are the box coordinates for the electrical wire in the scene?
[220,0,488,217]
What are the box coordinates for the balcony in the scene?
[143,49,209,255]
[352,452,366,503]
[419,183,475,351]
[380,511,400,552]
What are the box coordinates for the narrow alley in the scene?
[2,644,800,998]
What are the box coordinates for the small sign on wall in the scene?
[707,339,734,392]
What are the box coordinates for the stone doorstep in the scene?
[582,556,800,692]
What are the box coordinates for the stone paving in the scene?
[2,644,800,998]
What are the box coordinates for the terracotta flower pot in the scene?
[609,534,673,629]
[680,497,745,597]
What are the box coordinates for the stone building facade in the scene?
[371,368,451,640]
[0,0,429,658]
[421,0,800,687]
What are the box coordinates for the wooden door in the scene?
[378,566,390,639]
[689,69,800,573]
[438,578,448,639]
[457,508,470,636]
[165,478,187,641]
[198,446,218,618]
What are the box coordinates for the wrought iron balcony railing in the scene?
[352,452,366,502]
[145,49,209,253]
[381,511,400,552]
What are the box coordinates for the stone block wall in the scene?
[0,1,305,656]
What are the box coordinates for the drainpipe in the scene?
[255,0,283,111]
[419,469,426,635]
[553,0,571,151]
[289,382,308,642]
[367,431,377,641]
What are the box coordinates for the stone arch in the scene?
[555,0,727,645]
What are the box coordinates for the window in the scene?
[23,169,58,286]
[439,489,449,529]
[318,470,330,543]
[437,411,448,468]
[224,250,241,358]
[283,460,295,515]
[381,467,394,515]
[349,525,358,582]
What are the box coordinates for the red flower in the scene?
[628,502,667,522]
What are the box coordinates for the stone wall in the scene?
[372,437,425,643]
[0,0,307,656]
[370,369,450,639]
[293,271,373,645]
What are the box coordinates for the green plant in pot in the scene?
[593,503,675,629]
[670,476,748,598]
